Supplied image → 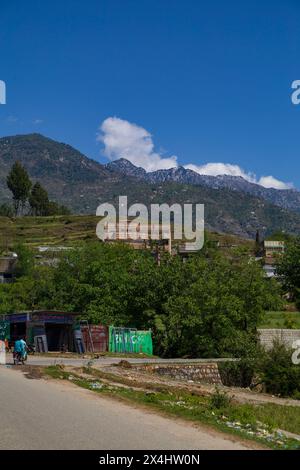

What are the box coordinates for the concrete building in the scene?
[264,240,285,258]
[0,254,18,284]
[104,221,172,253]
[4,311,80,352]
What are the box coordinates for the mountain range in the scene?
[106,158,300,213]
[1,133,300,239]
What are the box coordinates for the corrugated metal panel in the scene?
[81,325,108,352]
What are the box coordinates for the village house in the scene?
[263,240,285,258]
[0,253,18,284]
[104,221,172,253]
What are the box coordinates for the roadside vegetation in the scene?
[0,240,282,359]
[276,236,300,310]
[219,341,300,399]
[2,212,300,407]
[43,364,300,450]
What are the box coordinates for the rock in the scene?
[118,360,132,369]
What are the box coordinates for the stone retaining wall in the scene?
[134,363,222,385]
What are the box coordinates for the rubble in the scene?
[89,382,103,390]
[216,414,300,448]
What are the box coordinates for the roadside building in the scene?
[0,253,18,284]
[2,312,152,356]
[4,310,80,352]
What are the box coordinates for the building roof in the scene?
[264,240,285,248]
[4,310,80,318]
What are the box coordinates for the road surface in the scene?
[0,366,252,450]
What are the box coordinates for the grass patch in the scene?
[43,365,300,450]
[259,312,300,329]
[244,403,300,435]
[0,215,99,248]
[44,365,71,380]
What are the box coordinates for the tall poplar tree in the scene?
[6,161,32,215]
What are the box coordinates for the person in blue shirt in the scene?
[14,337,27,360]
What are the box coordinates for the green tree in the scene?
[276,237,300,308]
[14,244,34,278]
[40,244,281,358]
[46,201,71,216]
[153,255,282,357]
[29,182,49,216]
[0,266,54,314]
[259,341,300,398]
[0,241,282,358]
[29,182,70,216]
[6,162,32,215]
[0,203,14,218]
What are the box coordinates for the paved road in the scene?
[0,366,251,450]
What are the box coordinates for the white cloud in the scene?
[185,163,292,190]
[98,117,177,172]
[258,176,293,190]
[98,117,293,190]
[185,162,256,183]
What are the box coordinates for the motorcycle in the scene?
[13,351,27,365]
[27,344,35,355]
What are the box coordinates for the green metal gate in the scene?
[0,320,10,341]
[109,326,153,355]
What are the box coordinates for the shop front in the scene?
[4,311,80,352]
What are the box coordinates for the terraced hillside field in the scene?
[0,215,254,252]
[0,215,99,249]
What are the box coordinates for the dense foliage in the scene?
[6,162,70,217]
[29,182,70,216]
[219,340,300,399]
[276,237,300,309]
[259,341,300,398]
[7,161,32,215]
[0,242,282,358]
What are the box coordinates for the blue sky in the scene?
[0,0,300,188]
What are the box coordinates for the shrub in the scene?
[209,387,232,409]
[283,317,297,329]
[259,341,300,398]
[218,359,255,388]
